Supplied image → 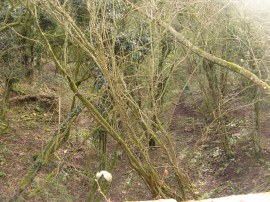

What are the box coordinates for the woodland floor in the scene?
[1,67,270,201]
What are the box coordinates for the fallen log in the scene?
[8,94,56,110]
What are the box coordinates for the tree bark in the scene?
[127,1,270,94]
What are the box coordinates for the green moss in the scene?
[12,83,27,95]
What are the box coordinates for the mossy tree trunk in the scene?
[1,78,18,118]
[202,60,233,158]
[253,95,262,155]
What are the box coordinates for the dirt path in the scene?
[170,97,270,198]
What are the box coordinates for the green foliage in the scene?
[0,31,26,81]
[0,120,9,134]
[39,12,57,32]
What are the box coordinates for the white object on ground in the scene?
[96,170,112,182]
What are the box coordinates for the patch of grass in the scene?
[0,142,11,154]
[0,120,9,135]
[212,186,224,195]
[0,155,6,163]
[236,167,242,175]
[123,173,134,190]
[0,171,6,177]
[25,120,38,129]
